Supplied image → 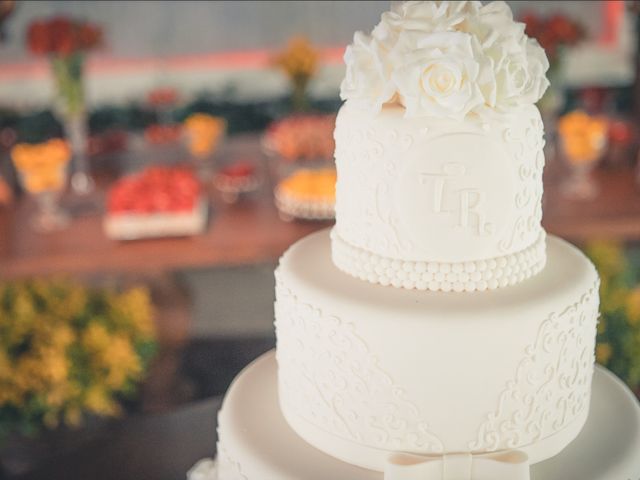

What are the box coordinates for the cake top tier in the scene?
[340,1,549,120]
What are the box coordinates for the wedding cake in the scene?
[212,2,604,479]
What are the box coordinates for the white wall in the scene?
[0,1,633,110]
[1,1,389,61]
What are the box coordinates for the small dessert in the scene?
[274,168,335,221]
[558,110,608,164]
[143,124,182,145]
[183,113,226,160]
[263,114,336,162]
[213,161,261,204]
[105,166,206,240]
[11,139,71,193]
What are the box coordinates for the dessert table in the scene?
[0,133,332,279]
[0,134,639,280]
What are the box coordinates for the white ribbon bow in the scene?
[384,450,530,480]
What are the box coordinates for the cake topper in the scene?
[341,1,550,119]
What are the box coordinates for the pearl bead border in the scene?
[330,229,547,292]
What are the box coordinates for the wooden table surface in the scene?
[1,135,639,279]
[0,134,331,279]
[542,157,640,241]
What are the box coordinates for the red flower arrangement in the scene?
[27,16,102,57]
[521,12,584,64]
[0,0,15,42]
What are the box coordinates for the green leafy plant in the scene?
[585,242,640,392]
[0,279,156,440]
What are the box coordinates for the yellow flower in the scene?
[585,241,625,279]
[42,350,69,384]
[625,287,640,326]
[103,335,142,389]
[82,323,112,355]
[84,386,119,416]
[0,383,21,406]
[64,407,82,428]
[596,343,612,364]
[112,287,155,338]
[0,350,11,381]
[272,36,319,81]
[601,286,629,315]
[47,383,71,408]
[0,279,156,432]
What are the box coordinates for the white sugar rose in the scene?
[392,31,495,119]
[522,38,550,103]
[472,0,526,49]
[372,1,482,54]
[387,1,479,32]
[340,31,396,113]
[466,1,549,107]
[492,37,550,106]
[371,12,402,53]
[340,1,550,118]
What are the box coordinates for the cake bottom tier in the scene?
[215,351,640,480]
[275,230,600,469]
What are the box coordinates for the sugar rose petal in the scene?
[392,31,492,120]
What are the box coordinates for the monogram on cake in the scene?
[205,2,640,480]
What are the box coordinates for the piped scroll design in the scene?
[216,442,249,480]
[275,274,444,453]
[469,279,599,452]
[334,120,413,257]
[498,114,545,253]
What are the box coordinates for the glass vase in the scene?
[561,162,599,200]
[560,137,605,201]
[62,112,94,194]
[52,54,94,195]
[31,189,70,233]
[291,77,310,112]
[17,166,70,233]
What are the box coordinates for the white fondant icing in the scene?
[215,442,248,480]
[275,275,444,453]
[333,101,545,284]
[214,353,640,480]
[469,283,598,453]
[275,229,599,469]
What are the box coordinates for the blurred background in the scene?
[0,1,639,479]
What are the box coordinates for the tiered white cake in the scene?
[214,2,603,479]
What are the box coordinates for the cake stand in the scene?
[204,351,640,480]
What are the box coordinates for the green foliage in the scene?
[584,242,640,391]
[0,279,157,441]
